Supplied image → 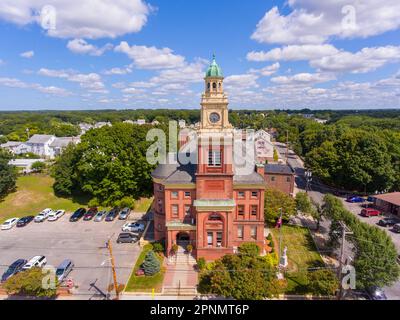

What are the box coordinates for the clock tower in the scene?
[200,54,232,130]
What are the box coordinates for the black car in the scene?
[16,216,34,227]
[366,286,387,300]
[83,207,98,221]
[117,232,139,244]
[1,259,27,282]
[378,218,398,227]
[105,208,119,222]
[69,208,87,222]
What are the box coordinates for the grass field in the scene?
[134,197,153,213]
[270,224,324,294]
[0,175,88,223]
[124,244,165,293]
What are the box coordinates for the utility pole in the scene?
[337,221,353,300]
[107,238,119,300]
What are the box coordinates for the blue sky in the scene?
[0,0,399,110]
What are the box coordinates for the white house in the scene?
[254,129,276,163]
[79,123,94,134]
[94,121,112,129]
[178,119,186,128]
[8,158,46,173]
[24,134,56,158]
[49,137,80,158]
[135,119,146,125]
[0,141,25,154]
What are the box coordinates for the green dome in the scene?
[205,54,223,78]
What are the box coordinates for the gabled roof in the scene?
[26,134,54,144]
[265,163,294,175]
[1,141,23,148]
[50,137,79,148]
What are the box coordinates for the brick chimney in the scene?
[256,163,265,176]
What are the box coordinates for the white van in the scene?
[22,256,47,270]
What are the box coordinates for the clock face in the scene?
[209,112,220,123]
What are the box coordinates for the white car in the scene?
[47,210,65,221]
[34,208,53,223]
[22,255,47,270]
[122,222,145,233]
[1,218,19,230]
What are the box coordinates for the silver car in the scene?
[94,210,107,222]
[118,207,131,220]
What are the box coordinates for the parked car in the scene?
[94,210,107,222]
[122,222,145,233]
[16,216,34,227]
[1,218,19,230]
[346,196,365,203]
[367,196,375,202]
[393,223,400,233]
[55,259,74,282]
[378,218,398,227]
[366,286,387,300]
[48,210,65,221]
[116,232,139,244]
[1,259,27,282]
[22,256,47,270]
[118,207,131,220]
[105,208,119,222]
[83,207,98,221]
[34,208,53,223]
[69,208,86,222]
[360,208,381,217]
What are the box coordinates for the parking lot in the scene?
[0,213,142,299]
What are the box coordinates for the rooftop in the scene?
[26,134,54,144]
[373,192,400,207]
[264,163,294,175]
[205,54,223,78]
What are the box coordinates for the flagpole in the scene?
[278,207,282,261]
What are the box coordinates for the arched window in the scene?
[212,82,217,89]
[207,82,210,89]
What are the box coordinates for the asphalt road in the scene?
[0,213,141,300]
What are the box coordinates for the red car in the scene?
[361,208,381,217]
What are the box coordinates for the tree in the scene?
[199,253,279,300]
[323,194,400,289]
[310,202,323,231]
[3,267,58,298]
[264,188,296,224]
[0,149,17,199]
[307,270,339,296]
[295,192,312,213]
[273,148,279,162]
[31,161,46,173]
[238,243,260,257]
[142,250,161,276]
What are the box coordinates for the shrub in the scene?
[186,244,193,253]
[152,242,164,253]
[88,198,100,208]
[307,269,339,296]
[197,257,206,271]
[114,196,135,209]
[171,244,178,254]
[141,250,161,276]
[238,243,260,256]
[31,161,46,173]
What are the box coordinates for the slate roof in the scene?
[50,137,79,148]
[1,141,23,148]
[233,171,265,184]
[264,163,294,175]
[26,134,54,144]
[151,162,196,184]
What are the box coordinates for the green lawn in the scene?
[270,224,324,294]
[124,244,165,293]
[134,197,153,213]
[0,174,89,223]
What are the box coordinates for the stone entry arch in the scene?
[176,231,190,249]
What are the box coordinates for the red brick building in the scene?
[151,56,266,261]
[264,163,295,196]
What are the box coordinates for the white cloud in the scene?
[38,68,107,93]
[271,72,335,85]
[0,77,70,96]
[149,60,207,83]
[247,45,339,61]
[67,39,112,56]
[20,50,34,58]
[310,45,400,73]
[248,62,280,76]
[0,0,151,39]
[225,74,260,89]
[103,65,133,75]
[115,42,185,69]
[251,1,400,45]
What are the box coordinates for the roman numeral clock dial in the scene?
[209,112,220,124]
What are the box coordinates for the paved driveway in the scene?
[0,214,141,300]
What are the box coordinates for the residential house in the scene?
[263,163,295,196]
